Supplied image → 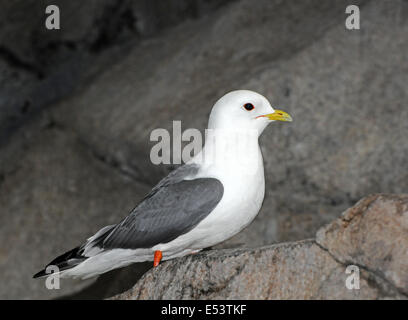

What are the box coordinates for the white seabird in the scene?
[34,90,292,279]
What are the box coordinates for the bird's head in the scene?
[208,90,292,136]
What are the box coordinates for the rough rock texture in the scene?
[0,115,150,299]
[1,0,408,299]
[112,194,408,299]
[0,0,233,144]
[316,194,408,296]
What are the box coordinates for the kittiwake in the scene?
[33,90,292,279]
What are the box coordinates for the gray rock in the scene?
[0,116,150,299]
[0,0,234,144]
[1,0,408,300]
[112,194,407,299]
[316,194,408,296]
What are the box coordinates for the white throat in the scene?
[191,128,263,179]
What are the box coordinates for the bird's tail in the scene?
[33,225,116,279]
[33,246,87,278]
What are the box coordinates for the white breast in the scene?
[154,132,266,256]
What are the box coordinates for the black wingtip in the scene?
[33,269,47,279]
[33,246,87,279]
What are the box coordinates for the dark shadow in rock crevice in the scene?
[58,262,151,300]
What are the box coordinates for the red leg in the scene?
[153,250,162,267]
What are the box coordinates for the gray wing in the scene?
[100,164,224,249]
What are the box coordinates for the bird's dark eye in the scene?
[243,103,254,111]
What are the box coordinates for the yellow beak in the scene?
[260,110,292,122]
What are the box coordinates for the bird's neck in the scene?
[191,128,263,177]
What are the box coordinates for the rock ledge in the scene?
[112,194,408,300]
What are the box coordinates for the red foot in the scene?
[153,250,162,267]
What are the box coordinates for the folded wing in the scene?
[97,164,224,250]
